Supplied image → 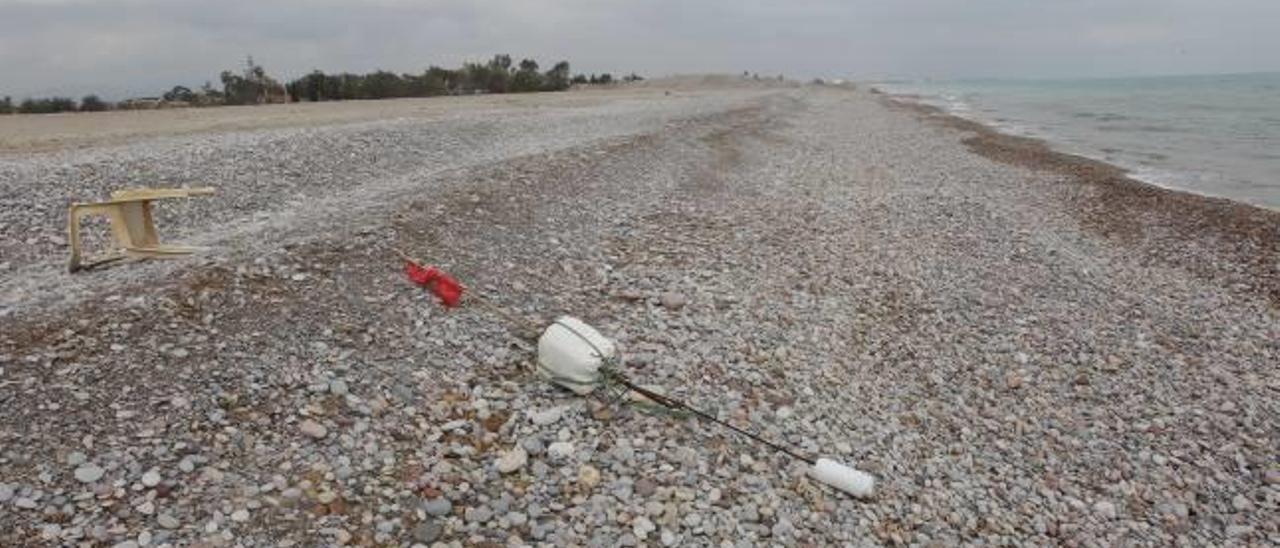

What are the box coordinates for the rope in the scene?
[549,317,816,466]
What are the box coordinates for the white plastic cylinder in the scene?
[809,458,875,498]
[536,316,615,395]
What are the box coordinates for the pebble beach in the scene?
[1,79,1276,546]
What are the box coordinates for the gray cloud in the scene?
[2,0,1277,99]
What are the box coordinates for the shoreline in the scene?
[872,87,1280,213]
[877,91,1280,306]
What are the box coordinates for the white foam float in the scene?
[536,316,613,394]
[810,458,876,498]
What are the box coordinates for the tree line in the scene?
[0,55,642,115]
[284,55,573,102]
[0,95,108,115]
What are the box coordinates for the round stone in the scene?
[529,407,562,426]
[141,470,162,487]
[1232,494,1252,511]
[423,498,453,517]
[521,437,546,456]
[496,447,528,474]
[156,513,181,529]
[578,465,601,489]
[1265,469,1280,485]
[299,420,328,439]
[547,442,575,460]
[633,516,656,539]
[412,520,442,543]
[74,463,105,483]
[329,379,349,396]
[465,505,493,524]
[660,292,687,310]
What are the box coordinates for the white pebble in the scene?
[141,469,161,487]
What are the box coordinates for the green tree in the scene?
[489,54,512,73]
[424,66,453,95]
[0,96,12,114]
[291,71,326,102]
[336,73,362,100]
[543,61,571,91]
[362,70,405,99]
[197,81,224,105]
[484,54,513,93]
[281,55,574,103]
[322,74,344,100]
[455,62,488,94]
[510,59,543,92]
[19,97,77,114]
[79,95,109,112]
[221,57,285,105]
[404,70,448,97]
[163,86,195,102]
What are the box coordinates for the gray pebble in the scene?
[422,497,452,517]
[522,437,546,456]
[156,513,181,530]
[465,505,493,524]
[329,379,349,396]
[74,463,104,483]
[298,420,328,439]
[412,520,442,543]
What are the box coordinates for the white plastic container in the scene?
[536,316,616,394]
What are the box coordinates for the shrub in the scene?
[281,54,580,103]
[221,57,286,105]
[18,97,77,114]
[163,86,195,103]
[510,59,543,93]
[543,61,571,91]
[9,53,586,116]
[80,95,110,112]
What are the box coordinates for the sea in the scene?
[874,73,1280,210]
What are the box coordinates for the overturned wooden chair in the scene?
[67,187,216,273]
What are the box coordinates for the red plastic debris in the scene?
[405,260,465,308]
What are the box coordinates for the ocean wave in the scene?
[882,74,1279,208]
[1096,124,1180,134]
[1071,111,1131,122]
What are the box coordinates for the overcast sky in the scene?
[2,0,1278,99]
